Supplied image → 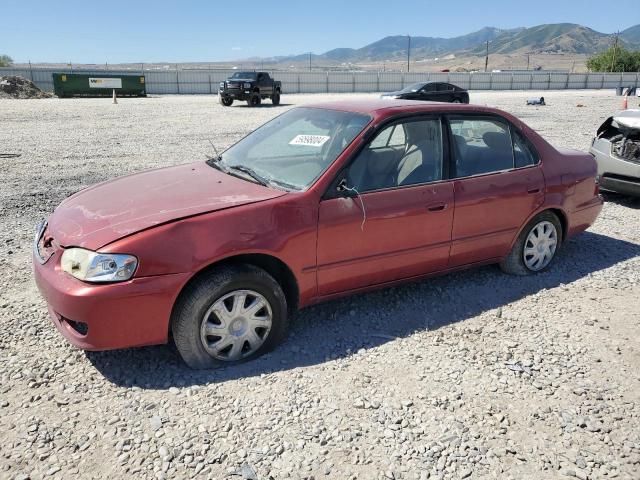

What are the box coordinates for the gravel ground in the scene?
[1,91,639,480]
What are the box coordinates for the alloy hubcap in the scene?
[523,221,558,271]
[200,289,272,361]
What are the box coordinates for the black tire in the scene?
[500,211,562,276]
[452,98,462,103]
[171,264,288,369]
[247,92,261,107]
[271,92,281,105]
[219,95,233,107]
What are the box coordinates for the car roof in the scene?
[303,99,499,119]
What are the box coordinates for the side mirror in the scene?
[336,178,358,198]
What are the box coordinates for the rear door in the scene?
[437,83,455,102]
[419,83,438,101]
[258,73,272,95]
[316,116,454,295]
[447,115,545,266]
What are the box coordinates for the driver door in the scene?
[316,117,454,296]
[257,73,272,95]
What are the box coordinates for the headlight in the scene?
[219,82,225,88]
[61,248,137,283]
[243,82,251,89]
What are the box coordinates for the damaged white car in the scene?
[590,109,640,196]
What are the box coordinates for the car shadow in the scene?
[601,191,640,209]
[238,103,292,108]
[86,231,640,388]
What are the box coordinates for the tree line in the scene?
[0,54,13,67]
[587,46,640,72]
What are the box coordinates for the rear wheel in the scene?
[171,264,288,369]
[452,98,462,103]
[247,92,261,107]
[500,211,562,275]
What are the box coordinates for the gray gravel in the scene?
[1,91,639,480]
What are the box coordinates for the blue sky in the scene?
[3,0,638,63]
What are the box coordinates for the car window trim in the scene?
[511,127,540,168]
[322,113,450,199]
[444,113,541,180]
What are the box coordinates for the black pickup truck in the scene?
[219,71,282,107]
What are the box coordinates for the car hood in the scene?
[48,162,286,250]
[597,109,640,136]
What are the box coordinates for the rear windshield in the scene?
[231,72,257,80]
[400,83,427,93]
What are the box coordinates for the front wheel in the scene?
[219,95,233,106]
[500,211,562,276]
[171,265,288,369]
[452,98,462,103]
[271,92,280,105]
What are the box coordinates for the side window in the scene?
[347,119,443,192]
[449,117,514,177]
[437,83,453,91]
[421,83,436,92]
[388,124,406,147]
[513,129,538,167]
[369,124,405,149]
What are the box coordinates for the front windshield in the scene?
[399,82,426,93]
[218,107,371,190]
[231,72,257,80]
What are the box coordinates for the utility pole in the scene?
[484,41,490,72]
[610,31,619,72]
[407,35,411,73]
[309,52,312,72]
[526,53,530,70]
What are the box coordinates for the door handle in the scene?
[527,187,540,194]
[427,204,447,212]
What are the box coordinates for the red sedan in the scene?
[33,100,603,368]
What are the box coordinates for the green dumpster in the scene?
[53,73,146,98]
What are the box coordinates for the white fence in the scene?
[2,67,639,94]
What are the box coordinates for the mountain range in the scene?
[264,23,640,64]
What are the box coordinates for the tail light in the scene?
[594,176,600,196]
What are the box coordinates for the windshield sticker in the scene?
[289,134,330,147]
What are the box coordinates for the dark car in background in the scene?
[219,71,281,107]
[381,82,469,103]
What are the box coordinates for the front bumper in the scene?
[599,174,640,196]
[219,89,251,100]
[33,249,190,351]
[590,140,640,196]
